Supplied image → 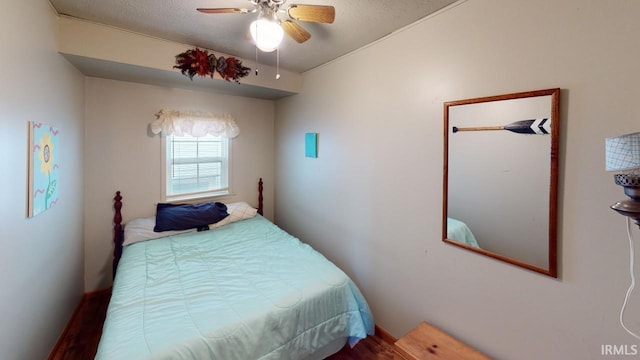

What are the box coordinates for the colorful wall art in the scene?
[28,122,59,217]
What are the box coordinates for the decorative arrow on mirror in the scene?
[452,118,551,135]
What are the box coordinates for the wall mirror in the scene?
[443,88,559,277]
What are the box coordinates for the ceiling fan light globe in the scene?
[250,18,284,52]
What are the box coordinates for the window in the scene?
[162,134,230,201]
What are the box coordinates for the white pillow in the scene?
[123,216,195,246]
[122,202,257,246]
[210,202,258,228]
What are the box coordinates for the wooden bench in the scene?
[394,322,490,359]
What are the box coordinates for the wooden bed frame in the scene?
[112,178,264,278]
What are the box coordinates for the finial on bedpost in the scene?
[113,191,123,279]
[258,178,264,216]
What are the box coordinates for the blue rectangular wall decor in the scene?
[305,133,318,158]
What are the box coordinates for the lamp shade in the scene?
[250,18,284,52]
[605,132,640,171]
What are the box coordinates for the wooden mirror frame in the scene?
[442,88,559,277]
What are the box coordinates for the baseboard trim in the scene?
[85,287,112,300]
[375,324,397,344]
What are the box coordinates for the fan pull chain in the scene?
[276,47,281,80]
[255,44,259,76]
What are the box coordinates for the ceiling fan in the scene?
[197,0,335,52]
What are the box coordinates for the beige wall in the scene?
[275,0,640,358]
[84,78,275,291]
[0,2,86,359]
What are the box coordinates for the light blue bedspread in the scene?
[96,216,374,360]
[447,217,480,248]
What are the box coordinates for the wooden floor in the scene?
[48,289,111,360]
[49,289,397,360]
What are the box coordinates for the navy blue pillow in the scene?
[154,202,229,232]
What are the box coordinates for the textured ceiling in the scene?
[50,0,457,73]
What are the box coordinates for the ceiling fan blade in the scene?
[196,8,251,14]
[281,20,311,43]
[287,5,335,24]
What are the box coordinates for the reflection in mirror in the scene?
[443,89,559,277]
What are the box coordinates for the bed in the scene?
[96,179,375,359]
[446,217,480,248]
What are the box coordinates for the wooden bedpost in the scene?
[258,178,264,216]
[113,191,124,279]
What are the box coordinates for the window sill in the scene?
[164,191,236,204]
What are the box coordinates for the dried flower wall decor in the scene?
[174,47,250,83]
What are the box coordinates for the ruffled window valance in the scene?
[150,109,240,138]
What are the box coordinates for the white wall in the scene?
[84,78,275,291]
[275,0,640,358]
[0,2,85,359]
